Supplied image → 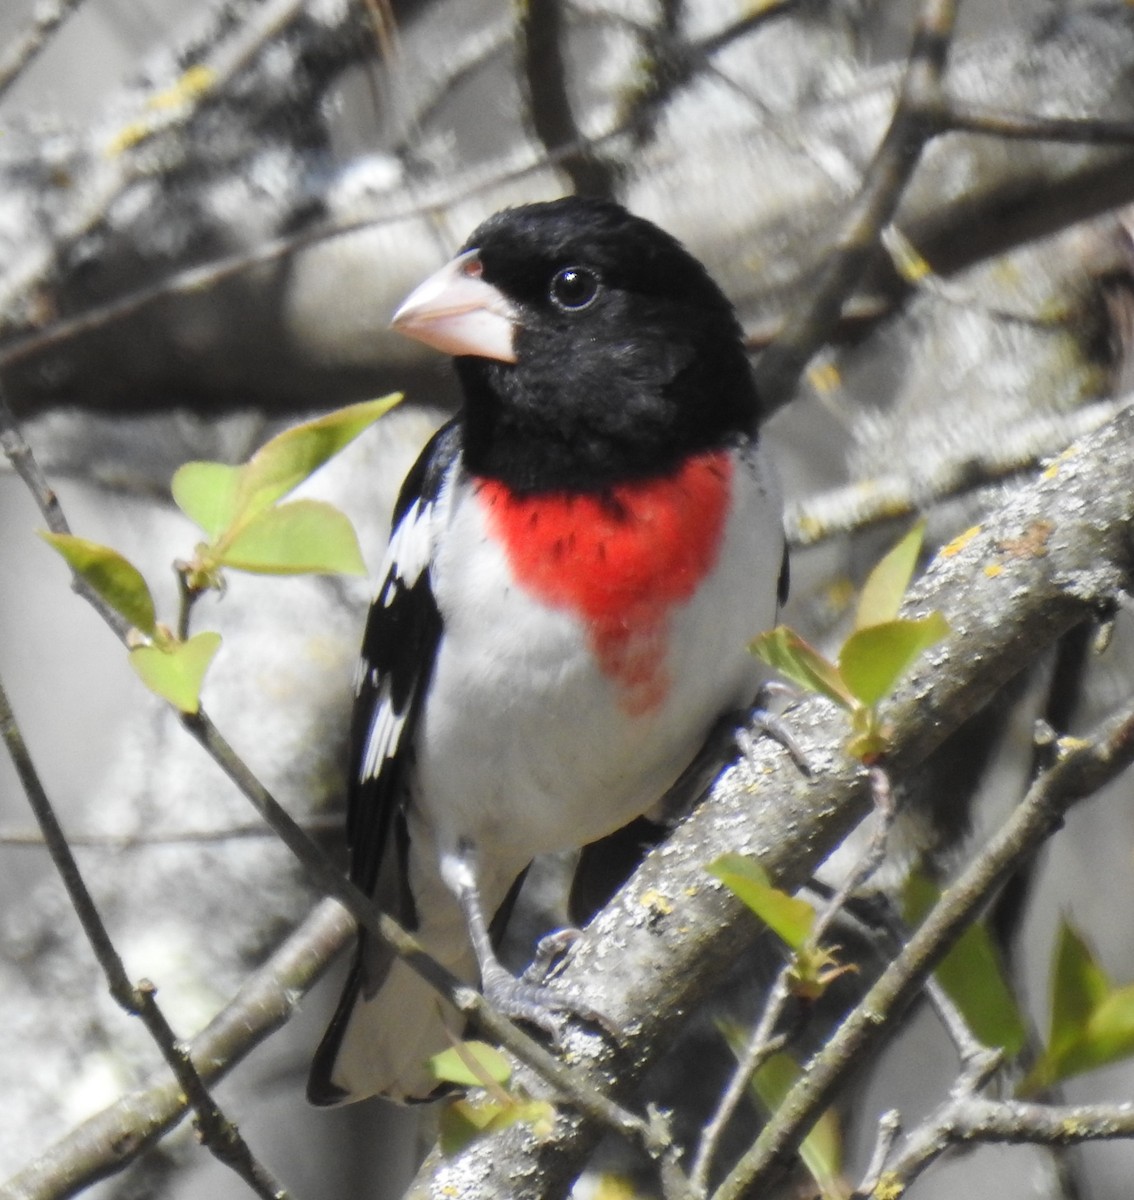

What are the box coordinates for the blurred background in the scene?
[3,1,1134,1197]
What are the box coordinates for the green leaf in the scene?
[438,1096,503,1156]
[171,461,244,539]
[1049,921,1110,1060]
[838,613,949,708]
[216,499,367,575]
[40,532,156,634]
[855,520,926,630]
[438,1095,555,1156]
[903,873,1026,1057]
[751,626,856,711]
[427,1041,512,1089]
[1021,921,1134,1094]
[708,854,815,950]
[1083,984,1134,1070]
[129,631,222,713]
[237,394,402,519]
[172,395,401,539]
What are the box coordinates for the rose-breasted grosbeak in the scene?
[308,196,786,1105]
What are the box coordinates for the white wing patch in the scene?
[354,496,440,698]
[379,498,433,604]
[360,676,406,783]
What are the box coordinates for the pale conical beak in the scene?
[390,249,519,363]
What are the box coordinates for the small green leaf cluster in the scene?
[172,394,401,586]
[427,1041,556,1155]
[709,855,855,1004]
[751,522,948,761]
[40,396,400,713]
[1022,921,1134,1094]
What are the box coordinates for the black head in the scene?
[396,197,760,492]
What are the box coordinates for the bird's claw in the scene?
[522,927,583,984]
[739,687,812,776]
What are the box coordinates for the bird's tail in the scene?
[307,941,466,1105]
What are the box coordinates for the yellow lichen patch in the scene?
[149,65,216,109]
[984,563,1003,578]
[871,1173,906,1200]
[106,66,217,154]
[1043,444,1080,479]
[940,525,981,558]
[885,226,934,283]
[106,121,153,154]
[807,361,842,394]
[639,889,674,916]
[795,513,825,542]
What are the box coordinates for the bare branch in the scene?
[409,395,1134,1197]
[0,673,290,1200]
[872,1090,1134,1194]
[690,765,896,1194]
[946,103,1134,145]
[753,0,958,412]
[0,815,340,848]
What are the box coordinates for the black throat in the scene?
[455,337,759,494]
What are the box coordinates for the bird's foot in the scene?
[482,951,617,1042]
[738,683,812,776]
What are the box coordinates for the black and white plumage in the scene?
[308,197,785,1105]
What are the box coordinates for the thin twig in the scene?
[516,0,618,197]
[0,386,131,639]
[0,0,91,102]
[689,765,897,1193]
[0,815,340,848]
[946,102,1134,145]
[872,1092,1134,1194]
[710,701,1134,1200]
[181,707,667,1160]
[0,0,310,328]
[0,673,290,1200]
[854,1109,902,1199]
[752,0,958,414]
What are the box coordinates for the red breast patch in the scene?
[477,450,733,714]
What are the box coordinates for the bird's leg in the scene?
[444,840,611,1039]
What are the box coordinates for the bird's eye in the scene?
[549,266,600,312]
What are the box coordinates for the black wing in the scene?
[345,420,460,923]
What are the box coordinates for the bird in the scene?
[307,195,787,1105]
